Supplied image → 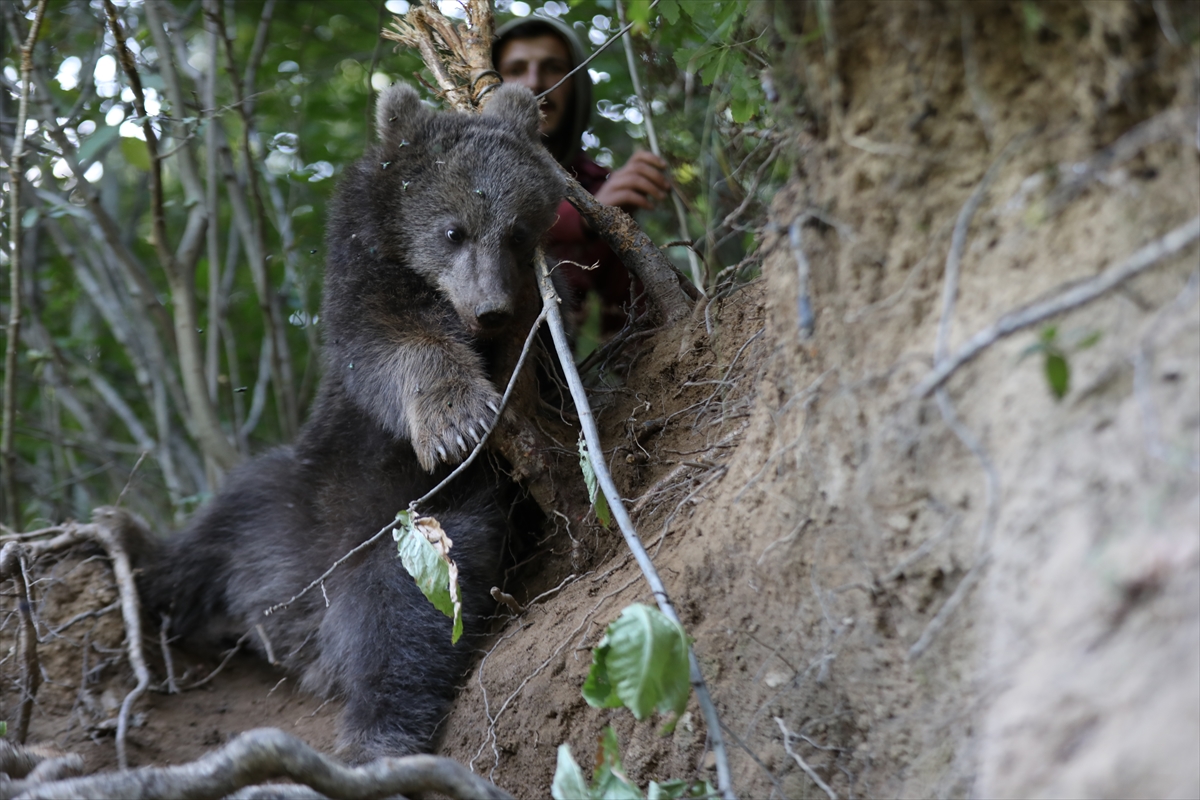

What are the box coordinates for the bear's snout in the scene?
[475,302,514,331]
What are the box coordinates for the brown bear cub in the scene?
[141,83,564,760]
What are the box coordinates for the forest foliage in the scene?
[0,0,783,532]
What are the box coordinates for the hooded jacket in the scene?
[493,15,634,334]
[493,16,593,167]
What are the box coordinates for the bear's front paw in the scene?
[408,380,502,472]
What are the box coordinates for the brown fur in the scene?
[139,84,564,760]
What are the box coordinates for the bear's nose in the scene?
[475,303,513,330]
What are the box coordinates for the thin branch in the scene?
[241,0,276,117]
[2,0,49,528]
[564,178,696,323]
[789,217,815,339]
[104,0,239,472]
[8,551,41,743]
[914,215,1200,397]
[935,130,1031,362]
[179,629,253,691]
[211,5,298,437]
[537,251,736,800]
[90,509,152,770]
[617,0,704,289]
[1044,106,1197,216]
[535,2,658,105]
[774,717,837,800]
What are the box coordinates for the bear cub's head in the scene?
[356,83,565,339]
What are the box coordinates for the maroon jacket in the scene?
[546,153,637,333]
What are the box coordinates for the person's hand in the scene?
[593,150,670,211]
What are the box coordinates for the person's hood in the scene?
[493,15,592,167]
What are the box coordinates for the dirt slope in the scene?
[440,4,1200,797]
[7,3,1199,799]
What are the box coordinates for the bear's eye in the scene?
[445,228,464,244]
[510,229,527,246]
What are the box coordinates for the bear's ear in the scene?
[376,83,430,147]
[481,83,542,142]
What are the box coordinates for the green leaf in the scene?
[1044,351,1070,400]
[730,98,756,124]
[395,512,463,643]
[1039,325,1059,344]
[699,48,729,87]
[582,604,692,721]
[551,744,593,800]
[673,44,720,75]
[578,436,611,527]
[120,136,151,171]
[581,639,623,709]
[1075,330,1103,350]
[592,727,645,800]
[681,0,714,26]
[657,0,680,25]
[626,0,652,26]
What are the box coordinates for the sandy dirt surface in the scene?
[5,3,1199,798]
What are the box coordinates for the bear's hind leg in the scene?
[314,508,505,761]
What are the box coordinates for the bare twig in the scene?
[617,0,704,289]
[537,251,736,800]
[180,629,253,691]
[90,508,152,770]
[789,217,815,338]
[935,131,1031,363]
[563,175,695,325]
[210,1,297,439]
[1044,106,1197,216]
[2,0,49,528]
[533,1,659,107]
[915,216,1200,397]
[472,574,641,777]
[774,716,838,800]
[104,0,239,473]
[9,552,41,743]
[12,728,514,800]
[160,614,179,694]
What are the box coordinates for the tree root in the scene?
[1,728,513,800]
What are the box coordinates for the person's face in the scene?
[496,34,573,136]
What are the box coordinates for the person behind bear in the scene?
[493,16,670,335]
[140,82,564,762]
